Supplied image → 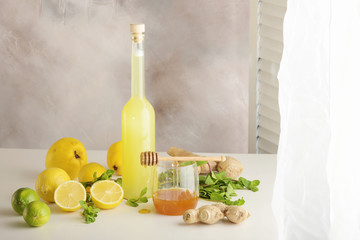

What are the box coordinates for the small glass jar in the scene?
[152,161,199,216]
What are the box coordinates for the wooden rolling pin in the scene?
[140,151,226,166]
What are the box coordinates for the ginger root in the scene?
[183,203,250,225]
[167,146,217,174]
[225,206,250,224]
[213,202,227,214]
[183,205,223,225]
[198,205,224,224]
[217,156,244,179]
[182,209,199,224]
[168,147,243,179]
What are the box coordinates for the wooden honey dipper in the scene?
[140,151,226,166]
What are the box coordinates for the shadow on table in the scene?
[177,218,244,226]
[0,207,18,217]
[0,207,32,228]
[48,203,77,215]
[5,220,29,228]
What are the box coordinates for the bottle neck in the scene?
[131,34,145,99]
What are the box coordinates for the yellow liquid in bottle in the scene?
[122,35,155,199]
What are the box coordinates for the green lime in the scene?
[11,188,40,215]
[23,201,51,227]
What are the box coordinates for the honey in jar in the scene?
[152,188,198,215]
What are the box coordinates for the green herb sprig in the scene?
[81,169,123,189]
[81,169,115,189]
[80,194,100,224]
[114,177,122,186]
[199,171,260,206]
[126,187,148,207]
[79,169,123,224]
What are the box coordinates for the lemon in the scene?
[78,163,107,183]
[46,138,87,179]
[35,168,71,203]
[54,180,86,211]
[90,180,124,209]
[11,188,40,215]
[107,141,122,175]
[23,201,51,227]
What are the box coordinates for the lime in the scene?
[11,188,40,215]
[23,201,51,227]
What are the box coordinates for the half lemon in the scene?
[90,180,123,209]
[54,180,86,211]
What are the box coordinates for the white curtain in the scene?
[273,0,360,239]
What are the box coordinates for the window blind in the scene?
[256,0,287,153]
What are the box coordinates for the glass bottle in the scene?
[122,24,155,199]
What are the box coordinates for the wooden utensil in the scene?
[140,151,226,166]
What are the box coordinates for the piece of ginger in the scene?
[183,205,223,225]
[183,203,250,225]
[217,156,243,179]
[225,206,250,224]
[167,146,217,174]
[168,147,243,179]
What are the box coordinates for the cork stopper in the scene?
[130,24,145,33]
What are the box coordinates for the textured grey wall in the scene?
[0,0,248,153]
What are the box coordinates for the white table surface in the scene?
[0,148,278,240]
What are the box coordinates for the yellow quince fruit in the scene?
[107,141,122,175]
[46,138,87,179]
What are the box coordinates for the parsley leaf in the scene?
[199,171,260,206]
[80,194,101,224]
[238,177,260,192]
[114,178,122,186]
[224,198,245,206]
[205,175,215,185]
[126,199,139,207]
[126,187,148,207]
[80,169,115,189]
[210,192,225,201]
